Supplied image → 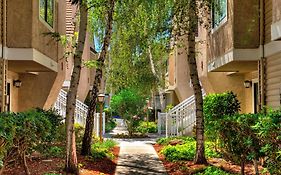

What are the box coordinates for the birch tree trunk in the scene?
[65,3,88,174]
[148,46,165,111]
[81,0,115,156]
[186,0,207,164]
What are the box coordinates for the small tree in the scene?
[110,89,146,136]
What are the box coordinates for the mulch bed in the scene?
[153,144,269,175]
[3,146,120,175]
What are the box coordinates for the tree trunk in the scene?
[241,159,245,175]
[65,3,88,174]
[22,152,30,175]
[81,0,115,156]
[148,46,165,111]
[186,0,207,165]
[254,159,259,175]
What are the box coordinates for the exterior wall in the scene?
[244,71,258,113]
[6,0,64,62]
[168,52,175,86]
[7,0,32,48]
[272,0,281,23]
[233,0,259,48]
[207,0,234,63]
[7,71,19,112]
[265,53,281,109]
[173,42,194,102]
[265,0,272,43]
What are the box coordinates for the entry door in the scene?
[253,82,259,113]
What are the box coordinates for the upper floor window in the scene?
[39,0,54,28]
[212,0,227,28]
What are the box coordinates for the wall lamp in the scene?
[13,80,22,88]
[244,80,252,88]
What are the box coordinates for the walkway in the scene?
[107,119,167,175]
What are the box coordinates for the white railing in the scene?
[54,89,105,136]
[158,91,206,137]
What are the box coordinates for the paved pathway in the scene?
[106,119,167,175]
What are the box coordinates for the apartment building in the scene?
[0,0,94,112]
[166,0,281,113]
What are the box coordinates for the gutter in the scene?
[259,0,266,110]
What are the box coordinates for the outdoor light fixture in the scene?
[244,80,252,88]
[13,80,22,88]
[97,93,105,103]
[97,93,105,142]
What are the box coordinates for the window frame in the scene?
[211,0,228,31]
[39,0,55,31]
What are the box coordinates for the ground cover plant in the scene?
[136,121,157,134]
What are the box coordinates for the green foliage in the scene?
[160,137,221,162]
[90,139,116,160]
[110,88,146,135]
[164,104,174,112]
[105,120,117,133]
[48,146,64,158]
[195,166,236,175]
[253,109,281,174]
[57,123,84,148]
[136,121,157,134]
[204,91,240,141]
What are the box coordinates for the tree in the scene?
[65,0,88,173]
[81,0,116,156]
[172,0,209,164]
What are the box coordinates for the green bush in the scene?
[204,91,240,141]
[136,121,157,133]
[0,110,54,173]
[253,109,281,175]
[110,88,146,136]
[90,139,117,160]
[160,137,221,162]
[195,166,236,175]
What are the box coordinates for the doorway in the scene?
[252,79,259,113]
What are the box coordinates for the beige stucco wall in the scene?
[273,0,281,23]
[7,71,19,112]
[233,0,259,48]
[7,0,65,62]
[244,71,258,113]
[7,0,32,48]
[168,52,175,86]
[173,41,194,102]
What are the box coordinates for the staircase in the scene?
[158,91,206,137]
[54,89,106,135]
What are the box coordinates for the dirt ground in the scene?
[3,146,120,175]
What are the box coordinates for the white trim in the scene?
[208,48,260,72]
[271,20,281,41]
[4,47,58,72]
[264,41,281,57]
[0,44,2,58]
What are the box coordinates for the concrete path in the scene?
[106,119,167,175]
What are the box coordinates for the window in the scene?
[212,0,227,28]
[39,0,54,28]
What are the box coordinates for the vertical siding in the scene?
[265,54,281,109]
[264,0,272,43]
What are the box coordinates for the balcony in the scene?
[206,0,260,73]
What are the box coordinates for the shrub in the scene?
[90,139,117,160]
[253,109,281,175]
[105,119,117,133]
[160,136,221,162]
[110,88,146,136]
[195,166,236,175]
[0,110,53,174]
[136,121,157,134]
[204,91,240,141]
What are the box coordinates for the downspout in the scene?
[259,0,266,110]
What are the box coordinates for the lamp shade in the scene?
[97,93,105,103]
[13,80,22,88]
[244,80,252,88]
